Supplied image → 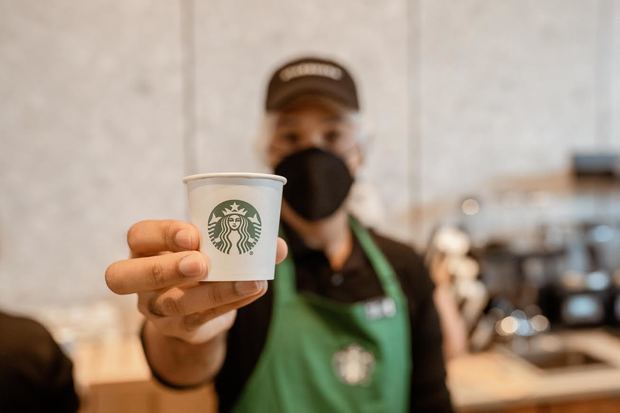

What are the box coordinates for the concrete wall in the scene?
[0,1,185,310]
[0,0,618,310]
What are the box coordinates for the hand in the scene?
[105,220,287,344]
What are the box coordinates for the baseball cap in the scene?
[265,57,360,112]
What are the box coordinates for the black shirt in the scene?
[0,311,79,413]
[214,223,454,413]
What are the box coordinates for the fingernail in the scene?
[179,254,205,277]
[175,229,195,250]
[234,281,260,295]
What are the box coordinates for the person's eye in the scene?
[324,130,341,144]
[282,132,299,145]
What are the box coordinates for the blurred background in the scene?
[1,1,620,412]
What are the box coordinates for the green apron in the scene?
[232,217,411,413]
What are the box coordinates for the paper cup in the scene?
[183,173,286,281]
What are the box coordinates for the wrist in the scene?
[143,319,225,350]
[141,320,227,388]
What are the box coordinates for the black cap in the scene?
[265,57,360,112]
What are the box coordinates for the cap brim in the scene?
[266,77,359,112]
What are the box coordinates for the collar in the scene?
[280,218,367,273]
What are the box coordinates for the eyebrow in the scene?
[323,114,346,123]
[276,116,298,127]
[275,113,350,128]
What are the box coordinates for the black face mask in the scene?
[274,147,354,221]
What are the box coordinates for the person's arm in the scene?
[141,320,228,387]
[105,220,287,388]
[0,314,79,413]
[433,285,468,359]
[42,327,80,413]
[407,261,455,413]
[430,255,468,360]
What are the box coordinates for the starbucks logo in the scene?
[332,343,375,386]
[207,200,262,255]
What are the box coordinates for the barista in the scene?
[105,57,453,412]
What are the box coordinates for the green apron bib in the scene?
[231,217,411,413]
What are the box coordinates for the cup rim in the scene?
[182,172,287,184]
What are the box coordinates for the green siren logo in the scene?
[208,200,262,255]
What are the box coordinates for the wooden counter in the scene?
[73,330,620,413]
[73,336,216,413]
[448,330,620,413]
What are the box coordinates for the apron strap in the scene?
[274,232,297,306]
[348,216,405,303]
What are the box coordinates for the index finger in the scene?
[275,237,287,264]
[127,220,200,257]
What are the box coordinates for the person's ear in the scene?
[355,142,365,167]
[348,142,364,176]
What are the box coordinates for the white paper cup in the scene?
[183,173,286,281]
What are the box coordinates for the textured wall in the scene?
[0,0,618,310]
[413,0,620,242]
[0,1,185,311]
[419,0,599,205]
[609,0,620,147]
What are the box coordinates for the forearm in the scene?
[433,285,468,360]
[142,321,227,387]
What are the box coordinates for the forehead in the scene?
[274,99,356,128]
